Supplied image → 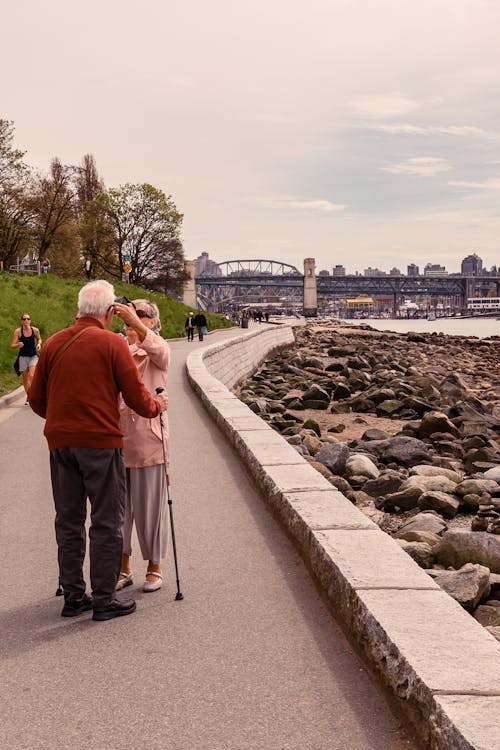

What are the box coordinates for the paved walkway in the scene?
[0,327,416,749]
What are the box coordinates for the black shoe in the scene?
[92,597,137,621]
[61,593,93,618]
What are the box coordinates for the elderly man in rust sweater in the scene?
[29,280,168,621]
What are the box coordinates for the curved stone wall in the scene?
[186,325,500,750]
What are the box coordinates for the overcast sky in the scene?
[3,0,500,273]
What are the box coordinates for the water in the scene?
[341,316,500,339]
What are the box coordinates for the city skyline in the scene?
[2,1,500,272]
[195,250,498,277]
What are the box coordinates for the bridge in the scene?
[184,258,500,314]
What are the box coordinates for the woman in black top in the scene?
[11,313,42,403]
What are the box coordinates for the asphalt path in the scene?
[0,327,417,749]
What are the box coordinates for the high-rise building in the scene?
[424,263,447,276]
[194,251,220,276]
[364,267,386,276]
[332,264,346,276]
[407,263,419,276]
[389,267,401,276]
[461,253,483,276]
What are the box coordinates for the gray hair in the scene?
[133,298,161,331]
[78,280,116,318]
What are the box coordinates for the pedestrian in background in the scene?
[113,298,171,593]
[28,280,168,622]
[83,257,93,280]
[194,309,207,341]
[11,313,42,404]
[185,311,195,341]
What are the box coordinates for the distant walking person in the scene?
[185,311,195,341]
[113,298,171,593]
[194,309,207,341]
[84,257,93,280]
[28,280,168,622]
[11,313,42,404]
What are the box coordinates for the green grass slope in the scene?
[0,272,233,396]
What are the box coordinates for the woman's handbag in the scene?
[13,353,21,376]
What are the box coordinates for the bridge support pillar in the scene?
[464,277,476,308]
[303,258,317,317]
[183,260,197,309]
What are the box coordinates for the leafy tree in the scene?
[0,120,32,267]
[74,154,117,277]
[29,158,80,273]
[101,183,185,289]
[0,119,27,185]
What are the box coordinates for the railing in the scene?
[8,259,41,275]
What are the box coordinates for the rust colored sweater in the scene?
[29,317,161,450]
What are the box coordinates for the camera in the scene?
[115,296,136,310]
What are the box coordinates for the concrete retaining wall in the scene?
[186,325,500,750]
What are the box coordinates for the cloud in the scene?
[261,197,347,212]
[349,94,419,119]
[381,157,452,177]
[371,124,494,137]
[448,178,500,190]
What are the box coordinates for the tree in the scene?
[0,120,33,267]
[0,119,27,186]
[29,158,81,273]
[75,154,117,276]
[101,183,185,289]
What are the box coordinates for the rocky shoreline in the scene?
[237,323,500,638]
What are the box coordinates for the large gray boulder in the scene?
[484,467,500,483]
[400,475,458,495]
[409,465,462,483]
[381,486,422,512]
[418,410,461,439]
[345,454,380,480]
[429,563,490,611]
[393,529,442,546]
[302,384,330,403]
[434,530,500,573]
[314,442,350,475]
[455,479,500,497]
[363,471,405,498]
[361,436,432,467]
[418,491,460,519]
[394,511,448,537]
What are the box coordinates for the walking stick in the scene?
[156,387,184,601]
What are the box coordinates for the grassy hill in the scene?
[0,272,233,396]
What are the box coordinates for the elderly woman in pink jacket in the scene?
[113,298,171,592]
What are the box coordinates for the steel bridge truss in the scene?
[195,260,499,311]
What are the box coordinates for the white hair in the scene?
[133,298,162,331]
[78,280,116,318]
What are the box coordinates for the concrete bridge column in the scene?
[183,260,197,309]
[303,258,317,317]
[464,277,476,308]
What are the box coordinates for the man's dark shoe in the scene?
[61,593,93,618]
[92,597,137,621]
